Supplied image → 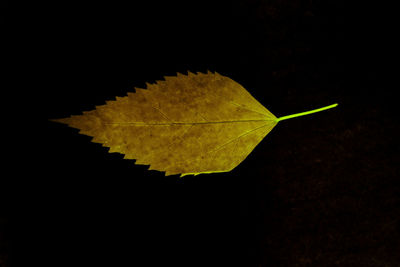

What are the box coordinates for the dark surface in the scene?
[3,0,399,266]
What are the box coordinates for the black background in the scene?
[2,0,399,266]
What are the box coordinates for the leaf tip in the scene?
[49,117,70,125]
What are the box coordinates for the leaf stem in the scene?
[275,103,338,122]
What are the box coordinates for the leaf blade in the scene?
[52,71,278,176]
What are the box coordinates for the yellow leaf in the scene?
[52,71,337,177]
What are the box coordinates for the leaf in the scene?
[52,71,337,177]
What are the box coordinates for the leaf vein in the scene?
[105,119,274,126]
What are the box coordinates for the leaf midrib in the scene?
[106,119,276,126]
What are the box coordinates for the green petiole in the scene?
[275,103,338,122]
